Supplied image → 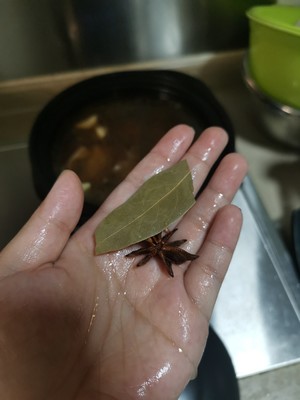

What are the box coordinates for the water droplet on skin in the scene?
[117,291,127,297]
[214,246,229,268]
[170,138,185,156]
[178,305,190,342]
[87,296,99,333]
[102,250,132,280]
[190,165,198,181]
[181,237,195,254]
[210,192,225,210]
[203,274,214,287]
[22,226,48,264]
[197,216,209,231]
[214,192,225,204]
[201,146,212,162]
[153,165,165,175]
[136,362,172,397]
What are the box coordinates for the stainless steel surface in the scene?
[1,51,300,387]
[0,144,40,249]
[0,1,74,80]
[243,59,300,149]
[212,177,300,377]
[0,0,272,80]
[292,209,300,276]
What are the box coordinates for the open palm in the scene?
[0,125,247,400]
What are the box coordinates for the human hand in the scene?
[0,125,247,400]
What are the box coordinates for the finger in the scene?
[185,204,242,320]
[182,126,229,195]
[176,152,247,253]
[0,170,84,277]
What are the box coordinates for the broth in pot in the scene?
[52,95,204,206]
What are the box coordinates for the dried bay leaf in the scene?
[95,160,195,254]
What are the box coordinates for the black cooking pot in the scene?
[29,70,235,223]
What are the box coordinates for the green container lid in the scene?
[247,5,300,36]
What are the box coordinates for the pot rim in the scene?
[247,5,300,37]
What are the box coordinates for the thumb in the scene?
[0,170,84,278]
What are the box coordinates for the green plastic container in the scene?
[247,5,300,109]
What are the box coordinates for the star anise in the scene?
[126,228,198,277]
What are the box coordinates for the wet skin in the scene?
[0,125,247,400]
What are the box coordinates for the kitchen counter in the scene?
[1,50,300,399]
[239,362,300,400]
